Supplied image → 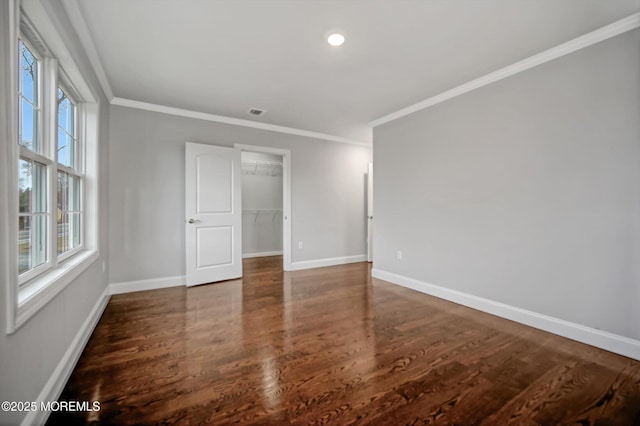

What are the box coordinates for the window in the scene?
[18,38,49,281]
[7,2,100,334]
[17,33,86,285]
[57,87,83,258]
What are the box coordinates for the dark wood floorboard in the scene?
[48,256,640,425]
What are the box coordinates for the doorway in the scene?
[185,143,291,287]
[236,144,292,271]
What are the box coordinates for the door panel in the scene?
[196,226,233,267]
[186,142,242,286]
[196,155,232,213]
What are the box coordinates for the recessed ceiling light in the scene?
[327,33,345,47]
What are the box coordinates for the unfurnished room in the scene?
[1,0,640,424]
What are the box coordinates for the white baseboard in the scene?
[372,268,640,361]
[23,286,111,426]
[242,251,283,259]
[109,275,185,295]
[290,254,367,271]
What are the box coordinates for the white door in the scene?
[185,142,242,286]
[367,163,373,262]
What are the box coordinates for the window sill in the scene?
[11,249,99,333]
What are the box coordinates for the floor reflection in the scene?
[50,257,640,425]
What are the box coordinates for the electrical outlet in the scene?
[298,241,304,249]
[396,250,402,260]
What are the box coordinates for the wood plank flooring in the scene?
[49,256,640,425]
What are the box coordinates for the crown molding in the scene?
[111,97,371,146]
[61,0,114,101]
[370,12,640,128]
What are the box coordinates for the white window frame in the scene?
[5,2,100,334]
[17,31,53,286]
[55,80,85,263]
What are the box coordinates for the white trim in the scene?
[367,163,373,263]
[7,0,102,334]
[235,144,293,272]
[113,97,370,147]
[22,285,110,426]
[371,268,640,361]
[243,251,283,259]
[290,254,367,271]
[60,0,113,101]
[2,0,19,338]
[109,275,185,295]
[22,0,98,104]
[14,250,99,332]
[370,12,640,127]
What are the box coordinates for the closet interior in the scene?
[241,151,283,258]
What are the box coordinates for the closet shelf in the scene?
[241,159,283,176]
[241,159,283,166]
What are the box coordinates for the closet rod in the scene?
[242,209,282,222]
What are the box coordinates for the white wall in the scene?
[241,152,283,256]
[0,1,110,424]
[109,106,371,283]
[373,29,640,341]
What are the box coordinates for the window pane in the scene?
[70,175,80,211]
[58,171,74,254]
[18,216,31,274]
[57,88,75,169]
[57,212,69,255]
[57,171,68,213]
[57,89,74,134]
[33,162,47,213]
[33,214,47,268]
[57,127,71,167]
[19,159,32,213]
[19,41,37,105]
[19,40,39,153]
[70,212,81,248]
[20,98,37,150]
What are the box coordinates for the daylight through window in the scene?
[17,34,85,284]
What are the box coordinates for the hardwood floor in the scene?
[49,256,640,425]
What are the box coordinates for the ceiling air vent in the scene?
[248,108,266,116]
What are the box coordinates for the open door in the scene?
[185,142,242,286]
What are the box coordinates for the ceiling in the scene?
[71,0,639,143]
